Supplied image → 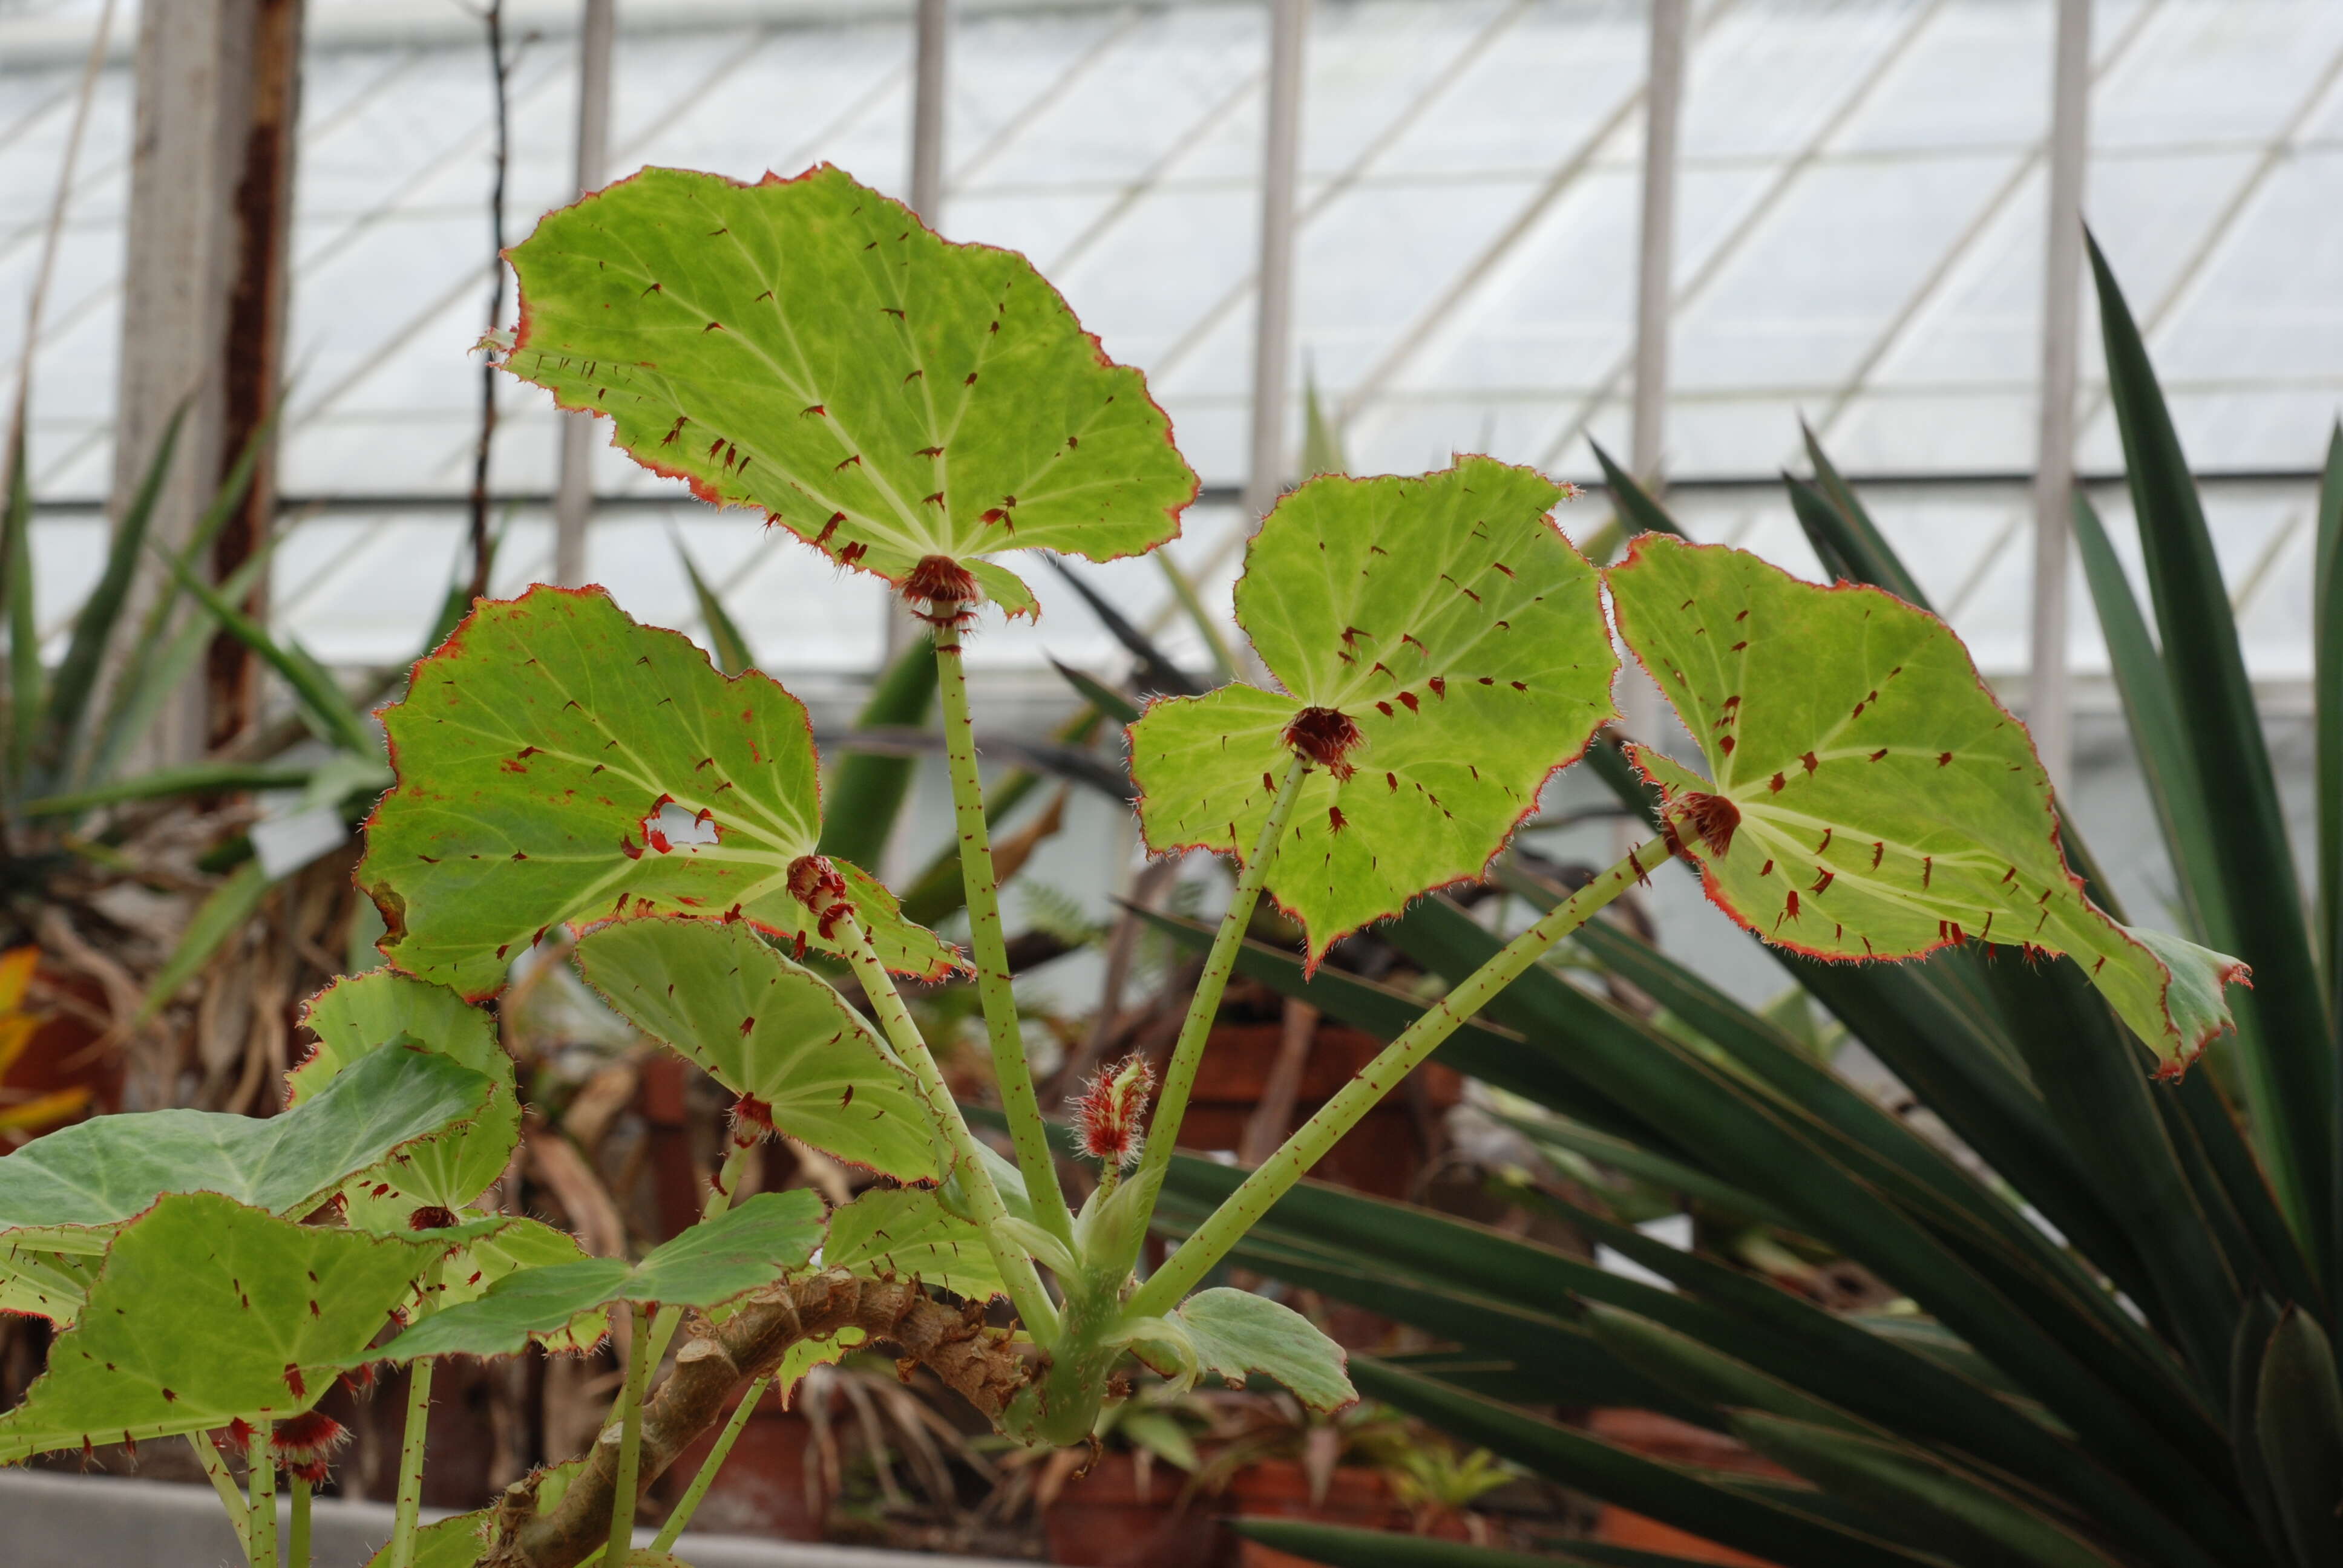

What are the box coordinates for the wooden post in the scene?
[1242,0,1308,527]
[113,0,304,759]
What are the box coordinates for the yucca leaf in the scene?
[2228,1295,2290,1552]
[34,402,188,786]
[1491,1106,1800,1230]
[1589,438,1689,544]
[672,532,755,676]
[1585,1303,1865,1433]
[137,860,270,1022]
[1351,1358,1947,1568]
[1380,898,2250,1544]
[5,435,40,783]
[815,629,939,869]
[17,762,315,817]
[2090,230,2333,1264]
[2252,1307,2343,1567]
[1049,656,1140,724]
[1046,555,1201,698]
[1729,1411,2123,1568]
[1153,549,1238,684]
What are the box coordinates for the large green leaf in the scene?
[0,1194,436,1462]
[500,163,1196,613]
[1130,458,1616,961]
[1608,533,2244,1073]
[822,1184,1004,1301]
[0,1046,491,1252]
[574,917,940,1180]
[1130,1286,1355,1411]
[360,585,958,997]
[290,971,520,1222]
[369,1189,826,1362]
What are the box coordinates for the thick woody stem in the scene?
[487,1272,1028,1568]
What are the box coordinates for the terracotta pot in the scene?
[1179,1024,1460,1202]
[654,1385,825,1541]
[1586,1410,1791,1567]
[1223,1460,1414,1568]
[1043,1451,1226,1567]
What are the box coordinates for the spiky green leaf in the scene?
[290,971,520,1223]
[359,586,958,997]
[369,1190,825,1362]
[0,1047,491,1253]
[1608,534,2244,1073]
[574,917,940,1180]
[1132,1287,1355,1411]
[0,1194,437,1462]
[500,164,1195,610]
[822,1184,1005,1301]
[1130,459,1616,959]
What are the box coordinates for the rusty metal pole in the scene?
[114,0,304,759]
[2030,0,2091,793]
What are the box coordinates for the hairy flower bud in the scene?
[217,1418,257,1457]
[1076,1054,1156,1169]
[785,854,854,943]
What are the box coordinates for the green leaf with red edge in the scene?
[1129,458,1616,962]
[0,1193,439,1463]
[1607,534,2246,1075]
[573,917,942,1181]
[499,164,1196,614]
[359,586,960,998]
[363,1190,826,1364]
[289,971,521,1227]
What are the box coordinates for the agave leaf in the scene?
[1129,1287,1355,1412]
[1050,656,1141,725]
[673,532,756,676]
[290,971,521,1223]
[18,762,316,817]
[34,403,187,784]
[359,586,959,997]
[500,164,1196,609]
[1582,1304,1866,1436]
[1046,555,1201,697]
[148,535,372,757]
[574,917,940,1180]
[0,1046,491,1252]
[1588,437,1688,546]
[370,1189,826,1364]
[1608,534,2244,1074]
[822,1185,1003,1301]
[1130,458,1616,962]
[0,1194,439,1462]
[2253,1307,2343,1567]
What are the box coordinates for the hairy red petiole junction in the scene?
[902,554,978,629]
[270,1410,350,1486]
[729,1093,777,1146]
[1668,791,1742,859]
[407,1204,460,1232]
[1283,705,1363,781]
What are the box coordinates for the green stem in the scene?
[288,1474,312,1568]
[387,1359,433,1568]
[932,624,1075,1243]
[841,917,1061,1338]
[649,1371,772,1553]
[603,1301,654,1567]
[644,1137,757,1370]
[1128,833,1670,1318]
[247,1441,277,1568]
[189,1432,249,1543]
[1130,751,1311,1210]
